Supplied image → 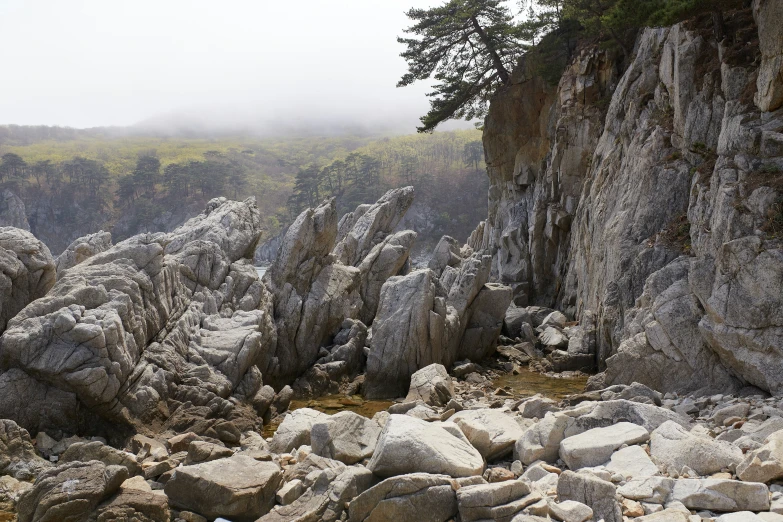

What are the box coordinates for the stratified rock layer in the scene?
[482,5,783,395]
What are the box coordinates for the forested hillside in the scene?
[0,126,486,254]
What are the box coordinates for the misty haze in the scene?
[1,0,782,521]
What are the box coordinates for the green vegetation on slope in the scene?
[0,127,487,251]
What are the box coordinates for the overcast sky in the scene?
[0,0,470,133]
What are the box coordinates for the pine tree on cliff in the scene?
[398,0,526,133]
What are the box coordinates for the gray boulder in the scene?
[669,478,770,512]
[557,471,622,522]
[649,420,743,475]
[405,363,453,406]
[368,414,484,478]
[503,305,532,339]
[164,455,282,521]
[348,473,458,522]
[311,411,382,465]
[604,445,659,480]
[270,408,329,454]
[458,282,513,361]
[450,408,526,461]
[737,430,783,483]
[17,460,127,522]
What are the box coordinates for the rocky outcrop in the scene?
[264,187,415,387]
[483,5,783,395]
[17,460,128,522]
[368,414,484,478]
[479,46,617,306]
[0,420,51,480]
[754,0,783,111]
[365,248,511,398]
[54,230,112,277]
[0,197,275,437]
[0,190,29,231]
[164,455,282,521]
[0,227,56,334]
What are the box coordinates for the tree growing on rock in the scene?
[398,0,527,132]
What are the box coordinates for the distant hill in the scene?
[0,125,487,255]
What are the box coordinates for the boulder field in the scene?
[0,1,781,521]
[3,367,783,522]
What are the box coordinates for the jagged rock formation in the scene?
[253,228,286,265]
[0,227,56,334]
[0,190,29,231]
[365,242,512,398]
[482,4,783,395]
[0,198,275,438]
[475,46,617,306]
[263,187,415,387]
[54,230,112,277]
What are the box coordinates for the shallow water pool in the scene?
[263,395,394,438]
[493,370,588,401]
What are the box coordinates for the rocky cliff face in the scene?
[481,2,783,395]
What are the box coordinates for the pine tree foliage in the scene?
[398,0,528,133]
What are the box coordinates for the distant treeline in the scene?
[287,133,485,216]
[0,128,487,247]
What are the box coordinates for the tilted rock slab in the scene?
[559,422,649,469]
[450,408,525,461]
[649,420,743,476]
[164,455,282,522]
[457,479,535,522]
[348,472,458,522]
[17,460,128,522]
[311,410,382,465]
[368,414,484,478]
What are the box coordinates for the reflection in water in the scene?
[263,395,394,438]
[255,266,268,279]
[493,370,588,401]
